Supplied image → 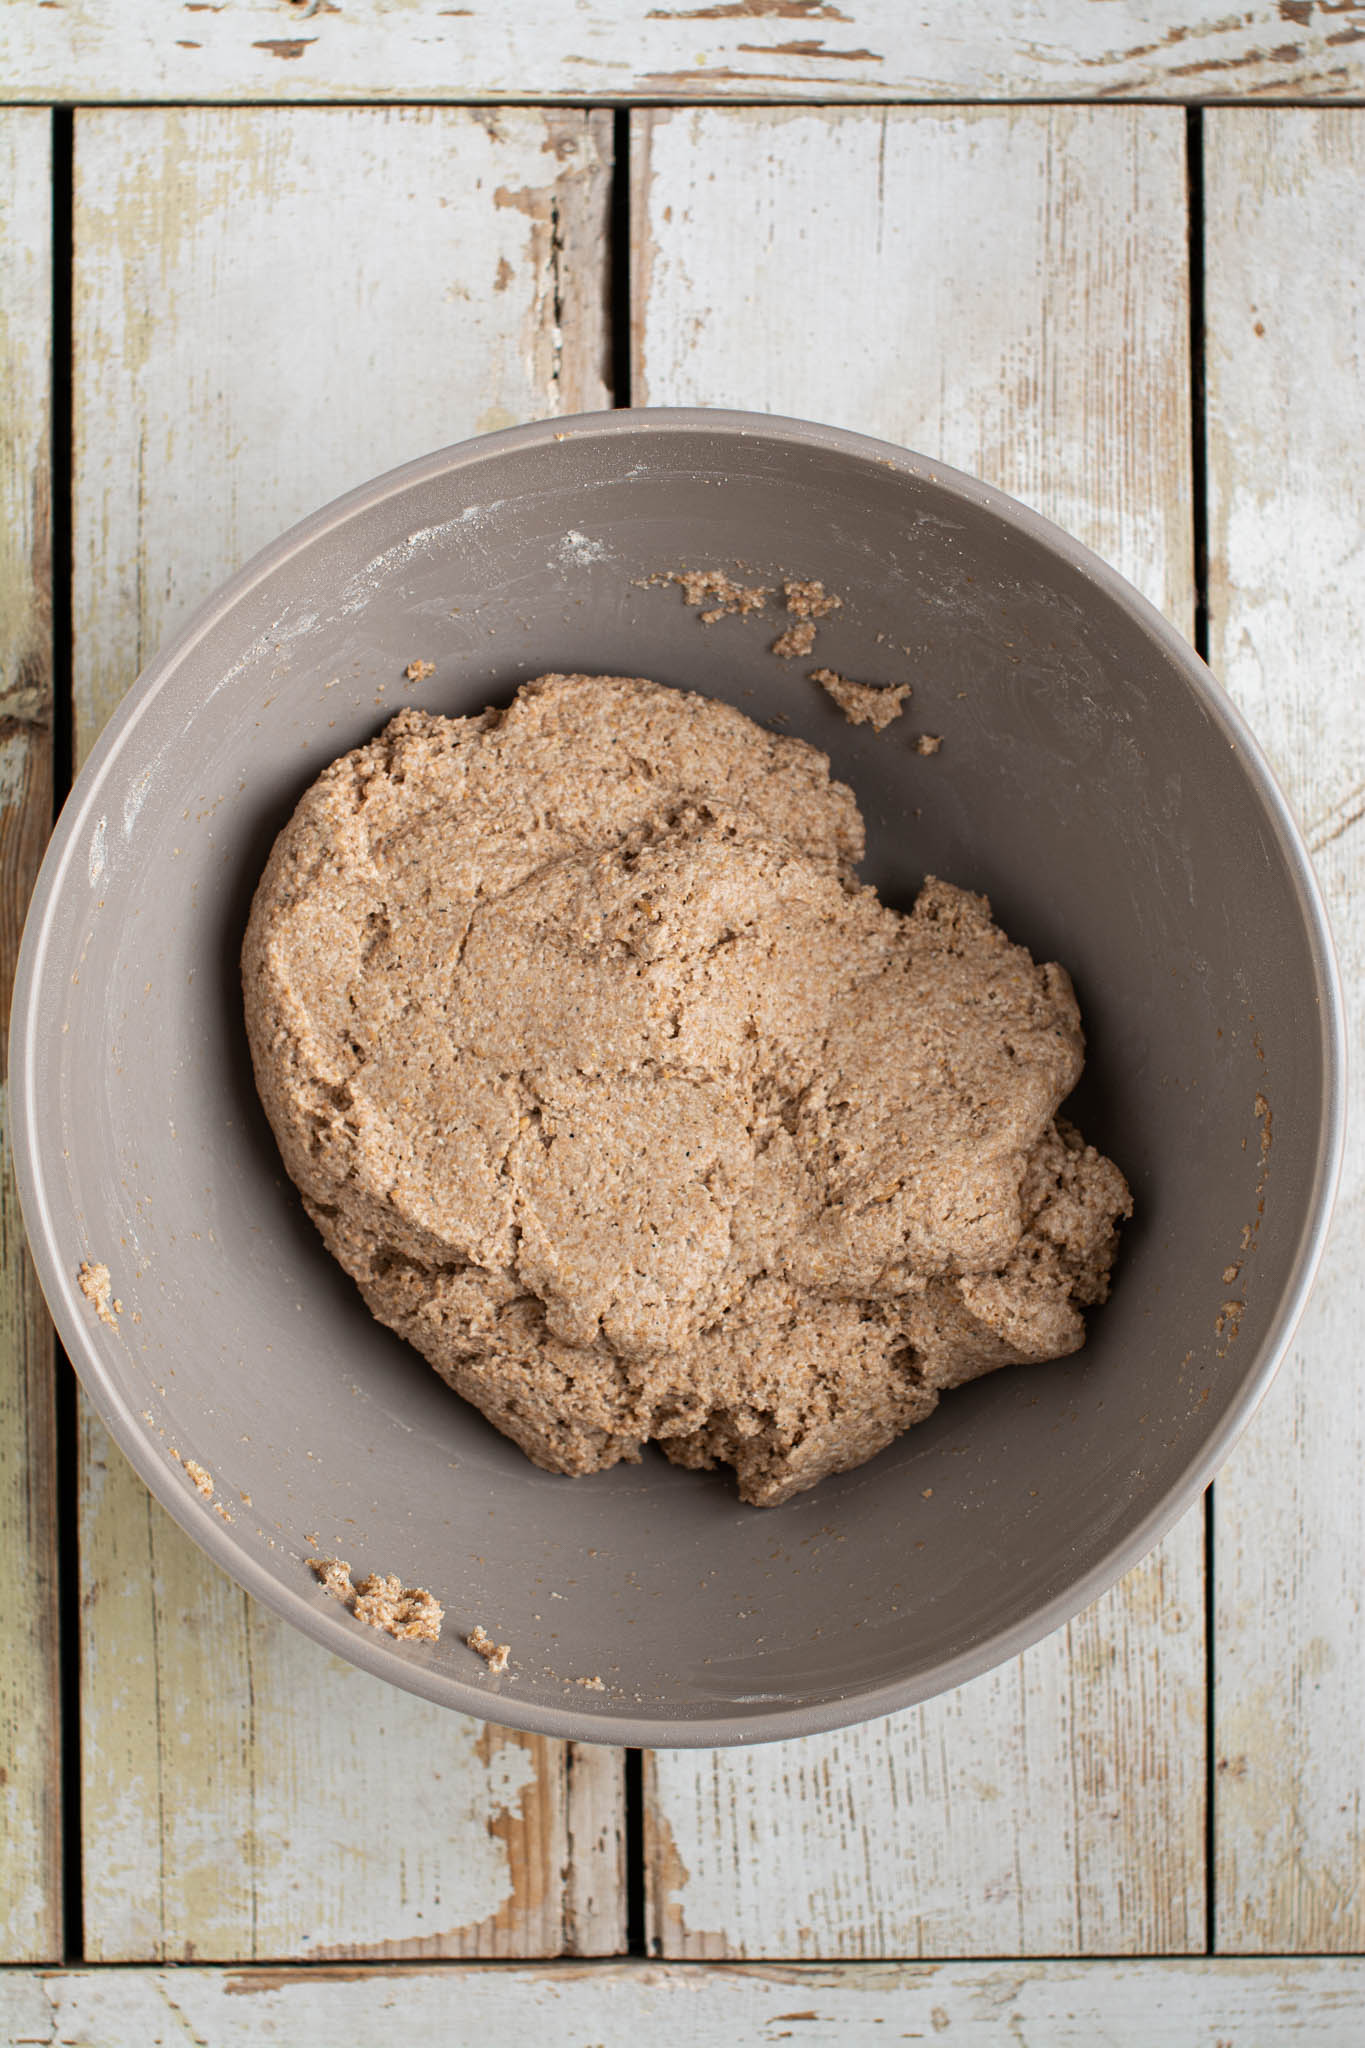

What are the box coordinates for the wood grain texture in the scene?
[634,105,1205,1959]
[73,103,611,762]
[5,1,1365,105]
[564,1745,630,1956]
[0,108,61,1967]
[5,1959,1365,2044]
[72,105,622,1962]
[1204,108,1365,1955]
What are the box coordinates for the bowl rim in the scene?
[11,405,1347,1748]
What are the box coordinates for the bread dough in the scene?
[244,673,1129,1507]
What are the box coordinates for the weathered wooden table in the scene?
[2,7,1363,2041]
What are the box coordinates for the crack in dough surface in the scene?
[244,674,1130,1506]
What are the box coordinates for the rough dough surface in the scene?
[244,673,1130,1507]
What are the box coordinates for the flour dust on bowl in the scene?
[12,411,1343,1747]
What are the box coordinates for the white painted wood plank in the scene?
[5,1,1365,106]
[635,105,1204,1958]
[1204,107,1365,1955]
[79,1395,624,1958]
[565,1745,630,1957]
[646,1548,1206,1958]
[0,108,62,1968]
[74,103,611,759]
[72,105,621,1962]
[634,104,1195,631]
[5,1959,1365,2045]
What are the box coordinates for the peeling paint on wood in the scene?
[633,105,1196,630]
[0,108,61,1968]
[645,1536,1207,1956]
[4,0,1365,103]
[564,1745,629,1956]
[634,105,1203,1958]
[1205,107,1365,1955]
[72,104,610,760]
[71,105,621,1962]
[77,1406,626,1960]
[4,1957,1365,2042]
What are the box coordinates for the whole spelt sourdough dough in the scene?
[243,673,1129,1506]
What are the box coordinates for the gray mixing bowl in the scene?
[12,410,1344,1746]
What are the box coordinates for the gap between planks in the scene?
[0,105,62,1968]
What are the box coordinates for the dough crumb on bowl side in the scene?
[353,1573,444,1642]
[467,1623,511,1674]
[310,1557,444,1642]
[183,1459,214,1500]
[812,666,911,730]
[311,1555,356,1603]
[662,567,771,619]
[77,1259,121,1328]
[783,577,842,622]
[244,672,1131,1509]
[771,620,816,659]
[772,582,842,660]
[652,567,843,658]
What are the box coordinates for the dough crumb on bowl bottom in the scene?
[244,673,1131,1508]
